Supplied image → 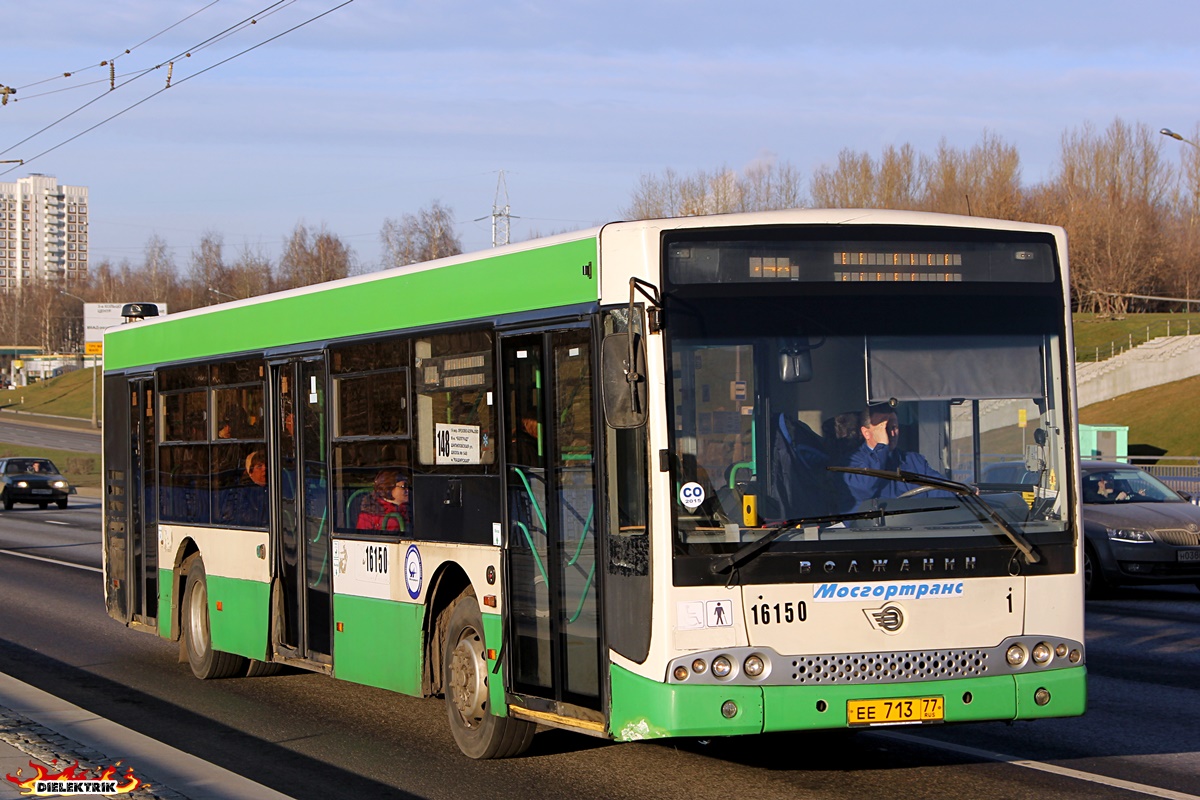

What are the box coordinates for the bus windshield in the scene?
[663,233,1071,582]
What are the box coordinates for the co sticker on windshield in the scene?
[679,481,705,509]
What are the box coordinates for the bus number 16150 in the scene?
[751,601,807,625]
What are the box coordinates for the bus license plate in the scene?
[31,489,51,495]
[1178,549,1200,562]
[847,696,944,726]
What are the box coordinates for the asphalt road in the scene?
[2,505,1199,800]
[0,416,100,454]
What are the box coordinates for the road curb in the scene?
[0,673,294,800]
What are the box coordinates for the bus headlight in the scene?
[711,656,733,679]
[691,658,707,674]
[743,654,765,678]
[1031,642,1052,665]
[673,665,689,681]
[1006,644,1027,667]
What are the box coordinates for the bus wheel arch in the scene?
[423,563,471,697]
[169,538,201,644]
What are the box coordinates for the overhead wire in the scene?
[0,0,356,177]
[11,1,299,104]
[12,0,226,92]
[0,2,294,157]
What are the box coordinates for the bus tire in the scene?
[182,557,248,679]
[245,659,282,677]
[442,593,535,759]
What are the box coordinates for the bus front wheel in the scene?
[182,556,248,679]
[442,593,534,759]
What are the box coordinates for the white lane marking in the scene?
[872,731,1200,800]
[0,548,101,573]
[45,520,70,526]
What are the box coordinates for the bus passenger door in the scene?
[111,376,158,627]
[270,358,332,666]
[131,378,159,626]
[502,328,602,712]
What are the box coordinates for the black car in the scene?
[1081,461,1200,598]
[0,457,73,510]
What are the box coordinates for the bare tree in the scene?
[379,200,463,269]
[810,148,883,209]
[1049,118,1173,315]
[277,223,354,290]
[187,231,228,306]
[623,159,804,220]
[225,243,275,300]
[920,132,1022,218]
[134,234,179,306]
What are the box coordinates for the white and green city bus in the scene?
[102,209,1085,759]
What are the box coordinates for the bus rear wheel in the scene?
[442,593,534,759]
[182,556,248,679]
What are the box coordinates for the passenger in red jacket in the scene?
[355,469,411,532]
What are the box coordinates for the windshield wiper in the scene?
[709,504,956,576]
[828,466,1042,565]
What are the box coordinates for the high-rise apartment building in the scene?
[0,174,89,291]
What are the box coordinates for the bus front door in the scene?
[502,328,602,715]
[127,377,158,627]
[270,358,332,667]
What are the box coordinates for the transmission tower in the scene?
[476,170,517,247]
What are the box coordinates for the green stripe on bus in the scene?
[157,568,174,640]
[105,238,599,370]
[609,664,764,739]
[610,663,1088,739]
[206,574,270,660]
[332,594,424,696]
[1015,667,1086,718]
[483,611,508,718]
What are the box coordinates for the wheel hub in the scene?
[449,630,488,726]
[188,580,209,658]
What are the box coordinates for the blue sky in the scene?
[3,0,1197,271]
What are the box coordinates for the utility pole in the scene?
[476,171,518,248]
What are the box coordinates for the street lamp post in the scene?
[1161,128,1200,150]
[59,290,98,429]
[1161,127,1200,315]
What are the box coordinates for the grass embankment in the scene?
[1,368,101,488]
[1073,313,1200,457]
[1073,313,1200,361]
[1079,375,1200,459]
[1,367,99,421]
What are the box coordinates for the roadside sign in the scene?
[85,342,103,355]
[85,302,168,344]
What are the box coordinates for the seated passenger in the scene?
[843,404,945,504]
[220,450,268,527]
[356,469,410,532]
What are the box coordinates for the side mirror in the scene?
[601,332,647,429]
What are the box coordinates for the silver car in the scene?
[1081,461,1200,598]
